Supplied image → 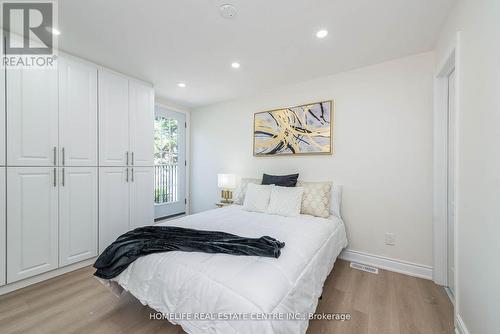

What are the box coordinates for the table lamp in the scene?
[217,174,236,203]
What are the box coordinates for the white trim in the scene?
[0,258,96,296]
[445,286,455,306]
[455,314,470,334]
[453,32,462,325]
[433,32,461,291]
[339,249,433,280]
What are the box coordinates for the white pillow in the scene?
[242,183,274,213]
[233,178,261,204]
[267,186,305,217]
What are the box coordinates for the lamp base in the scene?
[220,189,233,204]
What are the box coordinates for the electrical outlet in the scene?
[385,233,396,246]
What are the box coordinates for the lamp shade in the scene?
[217,174,236,189]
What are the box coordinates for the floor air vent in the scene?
[350,262,379,274]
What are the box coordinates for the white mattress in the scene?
[110,205,348,334]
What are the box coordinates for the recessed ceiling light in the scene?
[316,29,328,39]
[177,82,186,88]
[231,62,240,69]
[46,27,61,35]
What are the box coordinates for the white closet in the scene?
[59,57,98,166]
[98,70,130,166]
[1,68,5,166]
[6,67,58,166]
[129,80,155,166]
[0,66,4,286]
[98,70,154,252]
[0,169,5,286]
[129,167,154,229]
[59,167,98,267]
[99,167,130,252]
[99,166,154,252]
[7,167,59,282]
[99,70,154,167]
[1,54,154,290]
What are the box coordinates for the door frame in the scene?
[433,32,461,313]
[155,102,190,215]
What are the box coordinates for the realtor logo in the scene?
[1,0,58,68]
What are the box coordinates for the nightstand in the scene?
[215,202,232,208]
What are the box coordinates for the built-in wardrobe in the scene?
[0,54,154,291]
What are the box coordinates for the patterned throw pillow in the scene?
[297,181,332,218]
[233,178,261,204]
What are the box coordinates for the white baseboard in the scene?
[339,249,433,280]
[0,258,96,296]
[455,314,470,334]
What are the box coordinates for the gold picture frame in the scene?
[253,100,334,156]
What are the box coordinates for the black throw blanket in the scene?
[94,226,285,279]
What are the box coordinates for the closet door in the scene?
[7,167,59,283]
[99,70,129,166]
[129,80,154,166]
[59,57,98,166]
[0,168,5,286]
[59,167,98,266]
[0,68,5,166]
[7,68,58,166]
[129,167,154,229]
[99,167,130,252]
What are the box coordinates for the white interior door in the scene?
[59,167,98,266]
[0,168,5,286]
[447,69,456,296]
[59,57,98,166]
[129,80,154,166]
[99,167,130,252]
[7,167,59,283]
[129,166,154,228]
[98,70,129,166]
[7,68,58,166]
[154,106,186,219]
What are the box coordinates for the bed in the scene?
[104,204,347,334]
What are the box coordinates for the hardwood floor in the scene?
[0,260,454,334]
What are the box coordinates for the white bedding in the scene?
[109,205,348,334]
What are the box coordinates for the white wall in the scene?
[435,1,500,333]
[191,52,435,267]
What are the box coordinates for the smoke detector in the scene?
[219,4,237,18]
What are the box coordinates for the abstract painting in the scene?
[253,101,333,156]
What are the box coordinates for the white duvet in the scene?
[109,205,347,334]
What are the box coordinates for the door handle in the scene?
[53,147,57,166]
[131,152,134,166]
[62,168,65,186]
[53,168,57,187]
[126,151,129,166]
[62,147,65,166]
[126,167,129,182]
[131,168,134,182]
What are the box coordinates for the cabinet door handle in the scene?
[62,147,65,166]
[131,152,134,166]
[131,168,134,182]
[62,168,65,186]
[126,151,129,166]
[53,147,57,165]
[126,167,129,182]
[53,168,57,187]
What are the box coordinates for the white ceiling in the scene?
[58,0,455,108]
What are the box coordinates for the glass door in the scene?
[154,106,186,219]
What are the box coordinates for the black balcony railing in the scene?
[154,164,178,203]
